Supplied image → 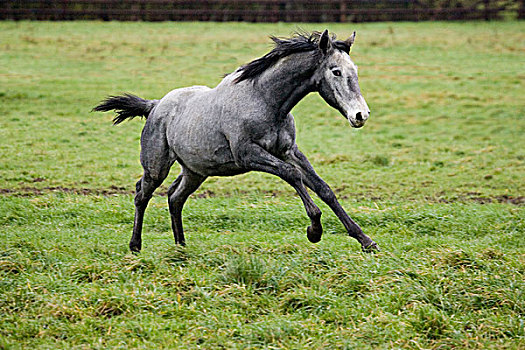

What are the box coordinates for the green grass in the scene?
[0,21,524,348]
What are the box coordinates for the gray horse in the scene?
[94,30,379,253]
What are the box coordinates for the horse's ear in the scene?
[344,31,356,49]
[319,29,332,54]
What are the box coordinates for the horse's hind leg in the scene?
[129,172,167,252]
[129,129,173,252]
[167,168,206,246]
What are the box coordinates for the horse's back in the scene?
[146,85,242,176]
[154,85,212,116]
[144,85,213,141]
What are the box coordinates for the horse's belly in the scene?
[170,130,242,177]
[183,148,245,177]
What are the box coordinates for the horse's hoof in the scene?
[129,242,141,253]
[174,235,186,246]
[362,242,380,253]
[307,226,322,243]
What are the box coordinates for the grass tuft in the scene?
[220,255,276,290]
[408,303,451,339]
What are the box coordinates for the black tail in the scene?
[92,94,159,125]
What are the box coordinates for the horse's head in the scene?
[314,30,370,128]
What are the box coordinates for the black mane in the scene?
[233,31,351,84]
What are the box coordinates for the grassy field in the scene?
[1,21,524,349]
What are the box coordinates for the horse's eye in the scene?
[332,69,342,77]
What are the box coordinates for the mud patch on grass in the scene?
[0,186,523,206]
[435,194,525,206]
[0,185,132,196]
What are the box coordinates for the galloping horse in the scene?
[94,30,379,253]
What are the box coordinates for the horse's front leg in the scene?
[235,143,323,242]
[286,146,379,252]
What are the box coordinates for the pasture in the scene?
[0,21,524,349]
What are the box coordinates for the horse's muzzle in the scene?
[348,110,369,128]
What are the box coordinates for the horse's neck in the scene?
[255,54,317,118]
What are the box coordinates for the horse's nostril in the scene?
[355,112,363,122]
